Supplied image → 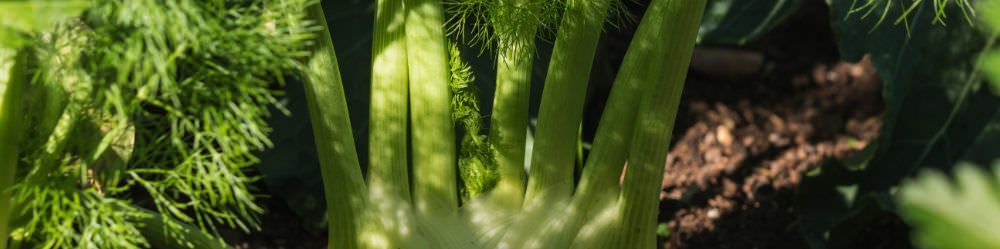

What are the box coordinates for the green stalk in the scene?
[614,0,706,247]
[0,47,26,249]
[487,23,537,209]
[405,0,458,216]
[365,1,418,247]
[134,207,231,249]
[303,5,367,248]
[525,0,613,208]
[369,0,411,201]
[570,20,647,231]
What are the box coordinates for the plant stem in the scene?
[405,0,458,216]
[0,47,26,249]
[303,5,368,248]
[370,0,411,201]
[615,0,706,247]
[525,0,612,208]
[133,207,231,249]
[487,24,537,209]
[365,1,420,247]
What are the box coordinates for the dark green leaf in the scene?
[797,2,1000,248]
[698,0,801,45]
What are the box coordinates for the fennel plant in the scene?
[303,0,707,247]
[1,0,315,248]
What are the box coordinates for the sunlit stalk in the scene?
[487,22,537,209]
[615,0,707,247]
[303,5,367,248]
[0,47,27,249]
[369,0,411,203]
[525,0,613,208]
[405,0,459,216]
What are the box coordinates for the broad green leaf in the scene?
[984,52,1000,95]
[898,162,1000,249]
[959,115,1000,165]
[698,0,801,45]
[980,0,1000,95]
[796,1,1000,248]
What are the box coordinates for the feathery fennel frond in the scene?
[847,0,976,28]
[83,0,314,233]
[448,43,497,200]
[9,0,317,247]
[445,0,561,55]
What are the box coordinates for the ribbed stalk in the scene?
[574,0,684,210]
[487,25,537,209]
[302,5,367,248]
[0,47,26,249]
[405,0,458,216]
[615,0,707,248]
[524,0,613,208]
[365,0,417,248]
[369,0,411,202]
[133,207,231,249]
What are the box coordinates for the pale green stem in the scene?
[364,0,418,247]
[487,25,537,209]
[524,0,613,208]
[0,47,26,249]
[574,0,691,214]
[615,0,706,247]
[405,0,458,216]
[0,48,28,249]
[133,207,231,249]
[370,0,411,202]
[303,5,367,248]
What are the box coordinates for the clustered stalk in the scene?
[364,0,421,247]
[306,0,708,247]
[612,0,706,248]
[405,0,459,216]
[369,0,412,201]
[487,4,540,209]
[524,0,615,208]
[0,47,27,249]
[302,5,368,249]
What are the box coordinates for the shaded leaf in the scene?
[796,2,1000,248]
[698,0,801,45]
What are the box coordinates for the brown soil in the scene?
[661,57,882,249]
[658,1,885,248]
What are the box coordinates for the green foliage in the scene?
[898,162,1000,249]
[844,0,976,30]
[445,0,560,54]
[449,43,498,199]
[796,1,1000,248]
[5,0,317,247]
[699,0,801,45]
